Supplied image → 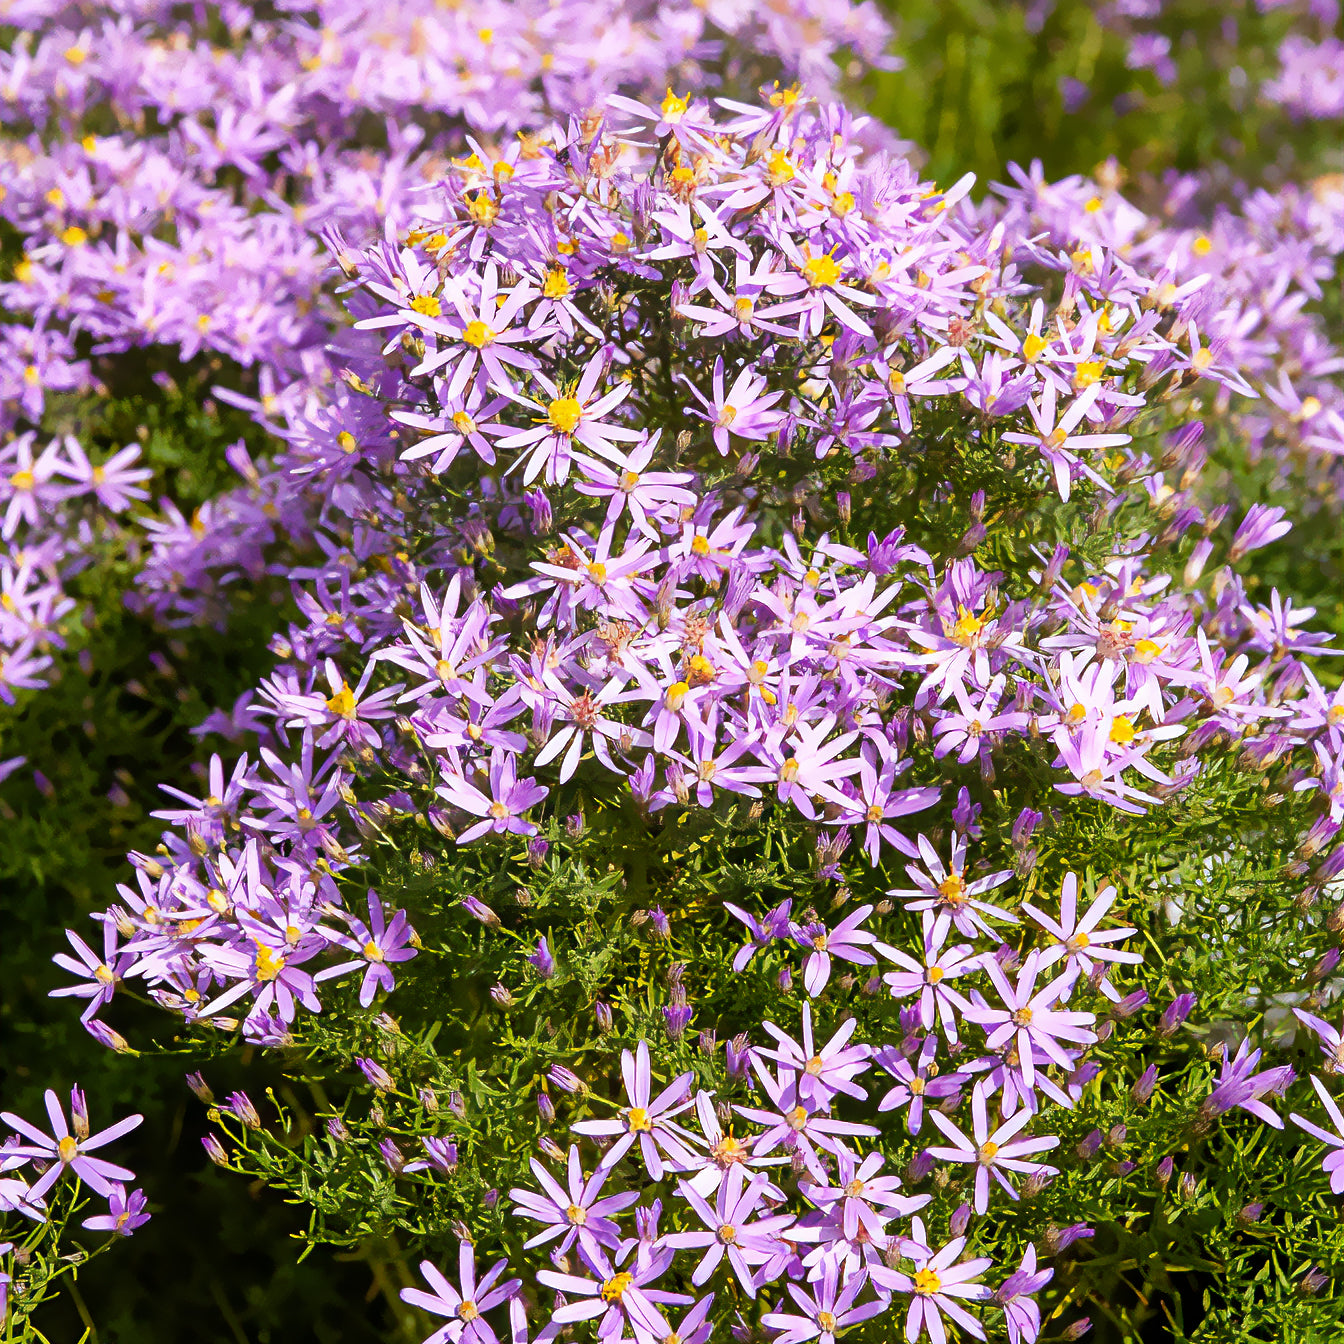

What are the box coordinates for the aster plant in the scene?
[32,73,1343,1344]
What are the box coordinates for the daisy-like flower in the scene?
[757,1003,872,1112]
[1200,1038,1295,1129]
[49,921,130,1021]
[1000,380,1129,501]
[889,834,1016,942]
[400,1244,521,1344]
[537,1244,691,1344]
[664,1164,796,1294]
[2,1088,141,1202]
[870,1217,993,1343]
[1289,1075,1344,1194]
[82,1185,151,1238]
[836,746,939,866]
[509,1144,638,1258]
[800,1144,929,1243]
[498,352,642,485]
[877,914,983,1044]
[571,1040,697,1180]
[925,1082,1060,1214]
[313,890,418,1007]
[736,1072,878,1184]
[875,1037,965,1135]
[964,953,1096,1091]
[437,748,549,843]
[1022,873,1140,1002]
[574,431,696,537]
[790,905,880,997]
[684,357,786,456]
[761,1263,886,1344]
[995,1246,1053,1344]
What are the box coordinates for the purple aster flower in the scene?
[437,748,549,843]
[890,834,1016,942]
[735,1069,878,1184]
[926,1081,1060,1214]
[964,953,1097,1091]
[875,1037,965,1134]
[400,1244,521,1344]
[1200,1039,1295,1129]
[509,1143,637,1258]
[537,1244,691,1344]
[314,890,418,1007]
[405,1137,459,1176]
[664,1164,796,1294]
[995,1245,1053,1344]
[82,1185,151,1238]
[760,1262,886,1344]
[791,904,879,997]
[1022,873,1141,1002]
[757,1002,872,1112]
[570,1040,697,1180]
[2,1088,141,1202]
[870,1215,993,1342]
[877,915,983,1044]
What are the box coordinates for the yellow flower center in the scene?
[978,1141,999,1164]
[734,296,755,320]
[254,943,284,982]
[452,411,477,434]
[717,1223,738,1244]
[1074,360,1104,388]
[586,561,607,585]
[765,151,796,186]
[817,1311,837,1333]
[1191,234,1213,256]
[937,873,967,906]
[458,1301,480,1322]
[804,1055,825,1076]
[566,1203,587,1225]
[690,535,711,556]
[1133,639,1162,663]
[950,605,983,645]
[543,267,570,299]
[601,1273,635,1303]
[410,294,441,317]
[1109,715,1136,745]
[844,1178,865,1198]
[661,89,689,119]
[666,681,690,710]
[547,397,583,433]
[803,253,841,289]
[95,963,115,985]
[326,682,357,718]
[717,404,738,427]
[626,1107,652,1132]
[58,1136,79,1163]
[462,320,496,348]
[1012,1006,1034,1026]
[786,1105,810,1130]
[913,1268,942,1295]
[1022,332,1048,363]
[61,225,88,247]
[928,965,945,983]
[1068,931,1091,951]
[363,941,384,962]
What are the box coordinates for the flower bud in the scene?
[380,1138,405,1174]
[594,1001,614,1034]
[1179,1171,1198,1201]
[448,1091,466,1118]
[419,1087,439,1114]
[227,1091,261,1128]
[1155,1154,1175,1187]
[357,1058,395,1092]
[1131,1065,1158,1105]
[490,984,515,1009]
[949,1203,971,1236]
[536,1091,556,1124]
[1063,1319,1093,1340]
[327,1116,350,1142]
[202,1134,230,1166]
[186,1072,215,1105]
[1237,1201,1265,1226]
